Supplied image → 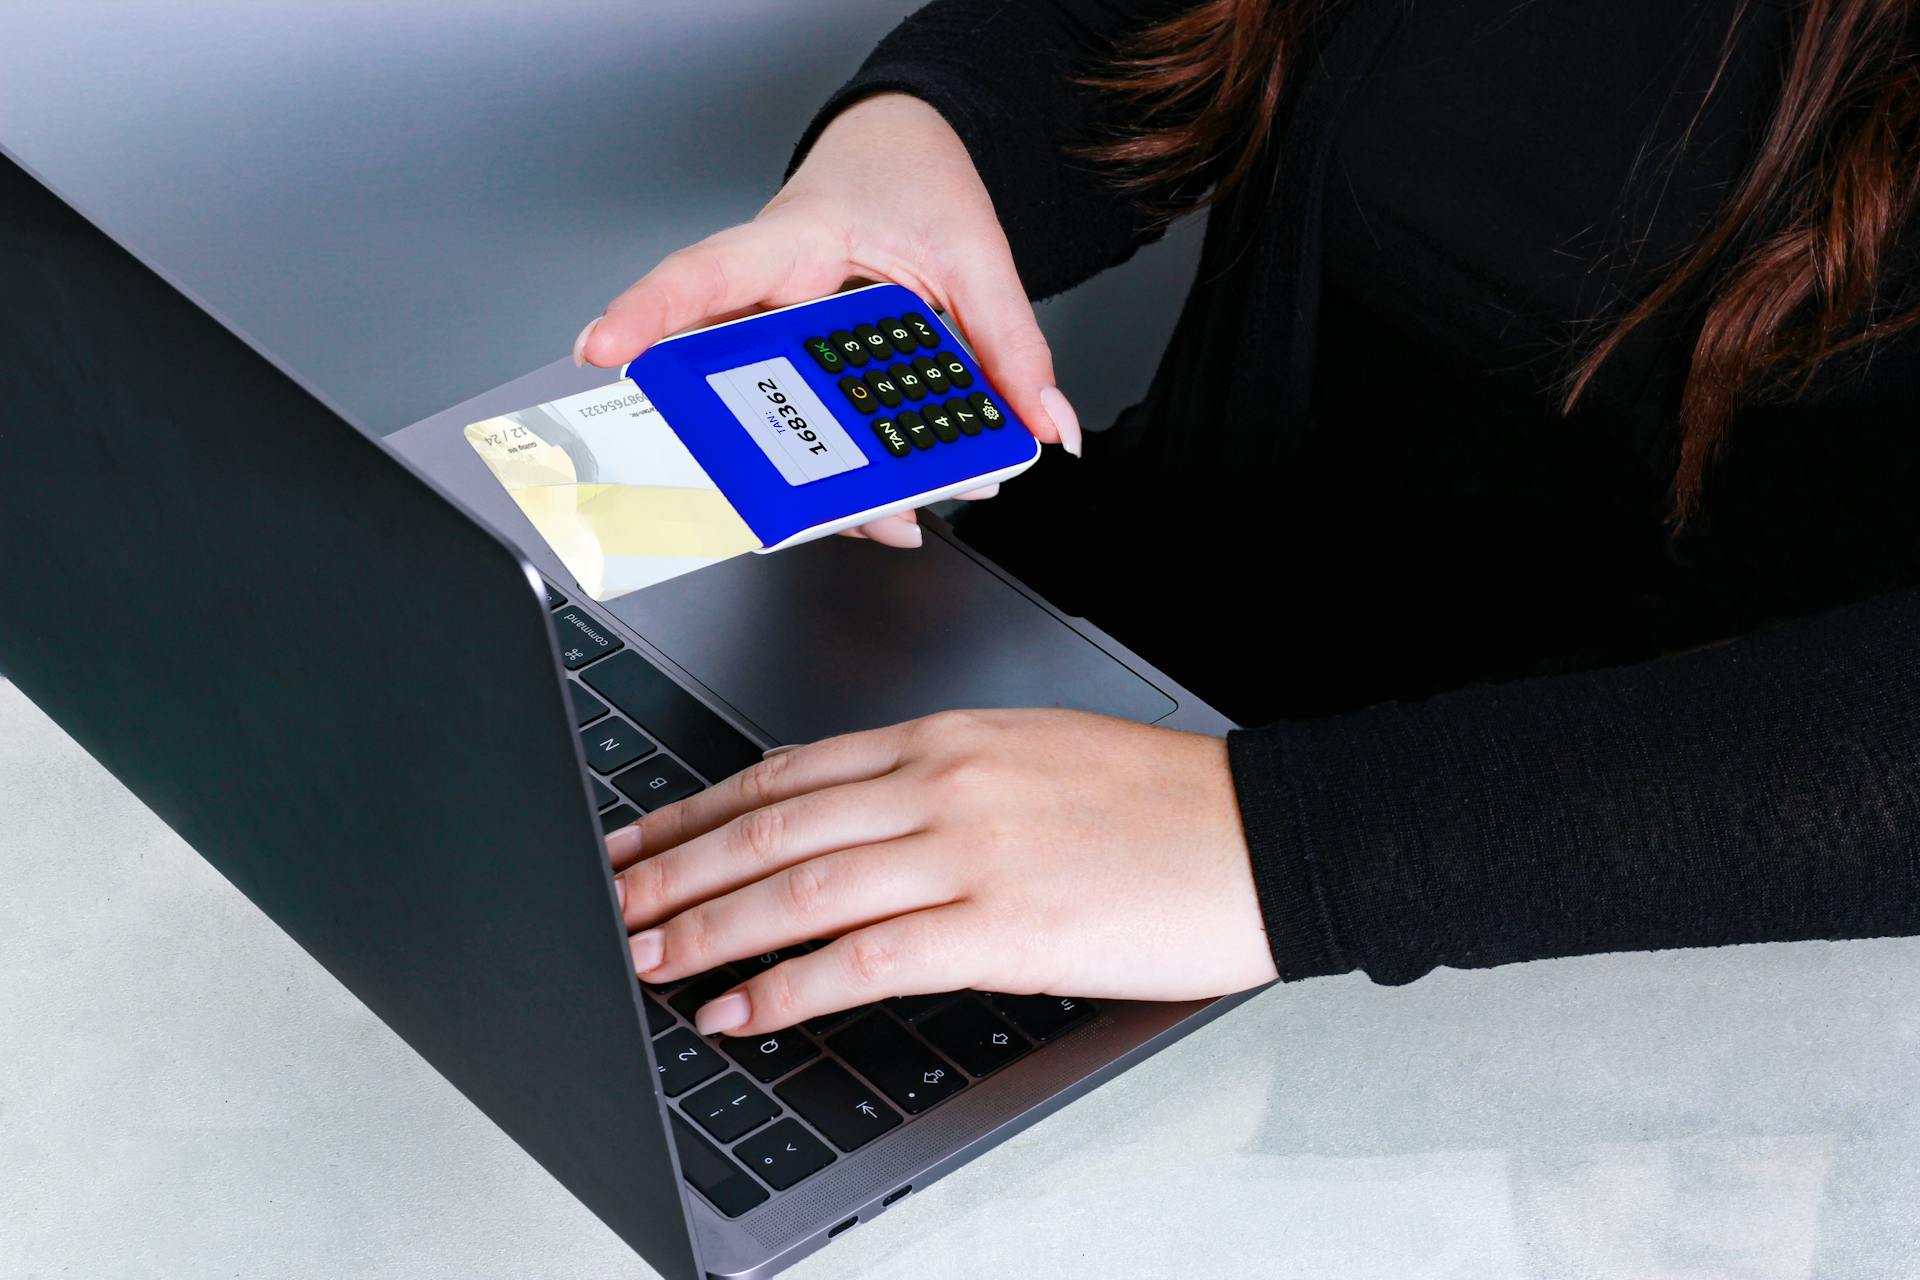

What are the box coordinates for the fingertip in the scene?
[861,517,923,549]
[571,316,603,368]
[1039,386,1083,457]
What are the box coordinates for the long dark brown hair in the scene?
[1086,0,1920,521]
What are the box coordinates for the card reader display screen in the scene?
[705,357,867,486]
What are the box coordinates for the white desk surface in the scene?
[4,675,1918,1280]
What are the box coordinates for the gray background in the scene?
[0,0,1202,437]
[7,5,1920,1280]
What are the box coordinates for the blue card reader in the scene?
[622,282,1040,552]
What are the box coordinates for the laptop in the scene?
[0,146,1257,1278]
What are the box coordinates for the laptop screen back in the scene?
[0,148,702,1279]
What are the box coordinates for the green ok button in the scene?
[804,336,844,373]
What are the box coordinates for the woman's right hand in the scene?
[572,92,1082,548]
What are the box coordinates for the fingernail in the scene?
[955,483,1000,501]
[613,875,627,912]
[1040,386,1082,457]
[629,929,663,973]
[762,744,802,759]
[864,518,923,549]
[605,823,643,862]
[695,991,750,1035]
[572,316,602,368]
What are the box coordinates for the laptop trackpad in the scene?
[602,531,1176,743]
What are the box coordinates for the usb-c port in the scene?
[881,1185,912,1207]
[828,1216,858,1238]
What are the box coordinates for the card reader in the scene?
[623,281,1039,552]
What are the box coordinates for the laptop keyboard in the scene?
[546,581,1095,1218]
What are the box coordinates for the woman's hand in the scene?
[602,709,1279,1037]
[571,92,1083,548]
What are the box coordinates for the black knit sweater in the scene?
[792,0,1920,985]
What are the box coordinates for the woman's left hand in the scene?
[604,708,1280,1037]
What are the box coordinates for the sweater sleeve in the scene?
[1228,582,1920,986]
[788,0,1202,300]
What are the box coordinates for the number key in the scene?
[864,367,904,409]
[914,355,949,395]
[891,362,927,401]
[924,402,959,443]
[949,398,983,436]
[882,317,918,354]
[941,352,974,389]
[855,323,891,360]
[896,410,935,450]
[832,330,868,368]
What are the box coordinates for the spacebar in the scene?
[580,651,763,782]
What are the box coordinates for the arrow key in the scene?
[918,998,1030,1078]
[775,1060,901,1152]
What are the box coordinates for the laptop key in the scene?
[886,992,961,1023]
[684,1072,780,1144]
[775,1060,901,1152]
[803,1004,869,1036]
[720,1029,819,1084]
[591,778,618,809]
[612,755,702,811]
[669,969,742,1022]
[580,651,763,782]
[734,946,810,976]
[827,1015,965,1115]
[918,999,1029,1078]
[993,994,1095,1041]
[554,606,623,670]
[570,682,610,727]
[599,803,640,834]
[654,1028,725,1097]
[735,1118,834,1191]
[643,993,675,1037]
[669,1112,767,1218]
[543,581,568,610]
[581,717,657,775]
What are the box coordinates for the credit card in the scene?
[464,380,759,601]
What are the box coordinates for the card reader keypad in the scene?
[806,312,1002,465]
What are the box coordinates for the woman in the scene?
[576,0,1920,1038]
